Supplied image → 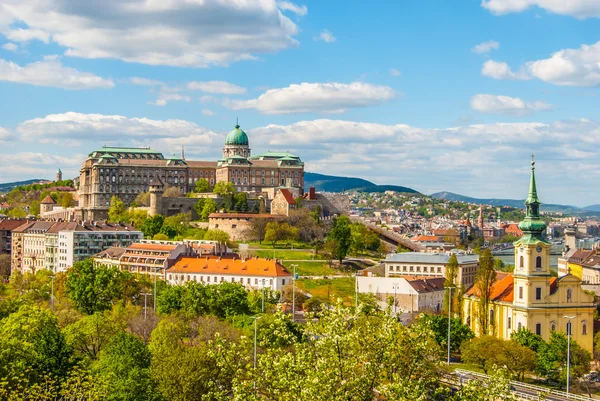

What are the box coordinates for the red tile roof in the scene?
[0,219,29,231]
[209,213,278,219]
[465,272,557,303]
[413,235,440,242]
[279,189,296,205]
[127,243,179,252]
[41,195,56,204]
[168,256,292,277]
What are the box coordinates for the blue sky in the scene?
[0,0,599,206]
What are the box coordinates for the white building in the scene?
[357,276,446,321]
[166,256,292,291]
[383,252,479,288]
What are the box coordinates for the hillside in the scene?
[431,191,592,215]
[0,179,49,193]
[305,172,418,194]
[584,204,600,212]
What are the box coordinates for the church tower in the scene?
[222,121,251,159]
[512,156,552,310]
[56,168,62,182]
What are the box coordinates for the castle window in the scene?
[518,322,522,329]
[566,288,572,303]
[519,256,524,268]
[536,256,542,270]
[536,323,541,335]
[583,322,588,335]
[519,286,523,299]
[535,287,542,300]
[550,321,556,331]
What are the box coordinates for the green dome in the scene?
[225,124,249,146]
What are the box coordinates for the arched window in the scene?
[519,256,524,268]
[508,317,512,329]
[518,322,522,330]
[567,288,572,303]
[536,256,542,270]
[466,316,471,326]
[583,322,588,335]
[550,321,556,331]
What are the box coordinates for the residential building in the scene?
[119,242,189,277]
[93,247,127,269]
[0,218,27,255]
[383,252,479,288]
[271,188,297,216]
[166,256,292,291]
[462,160,594,353]
[78,123,305,220]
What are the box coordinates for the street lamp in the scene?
[446,286,456,365]
[140,292,152,320]
[355,271,359,309]
[261,279,266,313]
[153,266,160,312]
[290,264,298,321]
[564,315,575,395]
[392,283,400,316]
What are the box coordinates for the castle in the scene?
[77,123,305,220]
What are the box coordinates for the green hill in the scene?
[305,172,418,193]
[0,179,49,193]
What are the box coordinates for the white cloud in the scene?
[149,93,191,106]
[482,60,530,80]
[0,0,300,68]
[470,94,552,115]
[0,127,14,142]
[314,30,336,43]
[277,1,308,16]
[1,43,18,52]
[4,28,50,43]
[0,152,85,183]
[472,40,500,54]
[482,0,600,19]
[525,40,600,86]
[201,109,216,117]
[128,77,163,86]
[224,82,395,114]
[16,112,219,148]
[186,80,246,94]
[0,57,114,89]
[390,68,401,77]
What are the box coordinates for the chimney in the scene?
[309,187,316,200]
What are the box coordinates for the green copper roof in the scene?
[57,168,62,174]
[225,124,249,146]
[516,156,549,244]
[249,151,301,161]
[93,146,162,155]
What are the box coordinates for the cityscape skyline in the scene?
[1,0,599,205]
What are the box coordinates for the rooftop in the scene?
[168,256,291,277]
[384,252,479,265]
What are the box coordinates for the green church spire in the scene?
[517,155,548,243]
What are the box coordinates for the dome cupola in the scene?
[225,123,249,146]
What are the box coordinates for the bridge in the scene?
[349,216,423,252]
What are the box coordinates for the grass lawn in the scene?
[296,277,356,306]
[245,241,314,250]
[282,261,338,277]
[254,249,324,261]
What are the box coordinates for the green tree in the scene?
[94,332,157,401]
[501,340,537,381]
[203,228,230,245]
[163,213,191,236]
[415,314,474,353]
[0,254,10,279]
[159,224,177,238]
[461,335,505,374]
[108,196,128,222]
[29,200,41,216]
[213,181,235,196]
[328,215,352,263]
[64,312,119,360]
[60,192,76,208]
[195,178,212,193]
[511,327,545,352]
[234,192,248,212]
[134,192,151,207]
[264,221,299,248]
[475,248,496,335]
[200,198,217,221]
[250,217,269,243]
[451,367,517,401]
[140,215,164,238]
[537,330,591,386]
[65,260,131,314]
[0,305,72,388]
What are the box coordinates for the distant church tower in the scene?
[56,168,62,182]
[222,120,251,159]
[478,205,484,229]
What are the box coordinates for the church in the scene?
[463,159,595,353]
[77,122,305,220]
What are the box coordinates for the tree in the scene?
[65,259,131,314]
[537,330,591,386]
[328,215,352,263]
[162,186,181,197]
[159,224,177,238]
[0,305,72,388]
[451,367,517,401]
[64,312,119,360]
[461,335,505,374]
[29,200,41,216]
[213,181,235,196]
[415,314,474,353]
[163,213,191,236]
[0,254,10,279]
[250,217,269,243]
[195,178,212,193]
[511,327,545,353]
[134,192,150,207]
[152,233,169,240]
[501,340,537,381]
[264,221,299,248]
[59,192,75,208]
[200,198,217,221]
[108,196,128,222]
[140,215,164,238]
[94,332,157,401]
[234,192,248,212]
[475,248,496,335]
[203,228,230,245]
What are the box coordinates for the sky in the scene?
[0,0,599,206]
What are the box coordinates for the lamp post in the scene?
[355,271,359,309]
[154,267,159,312]
[261,279,265,313]
[290,264,297,321]
[564,315,575,395]
[446,286,456,365]
[140,292,152,320]
[392,283,399,316]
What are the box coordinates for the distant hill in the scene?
[584,204,600,212]
[305,172,418,194]
[431,191,591,215]
[0,179,49,193]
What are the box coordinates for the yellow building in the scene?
[463,159,595,353]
